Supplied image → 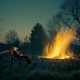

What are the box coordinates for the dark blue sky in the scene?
[0,0,64,42]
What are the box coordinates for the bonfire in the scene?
[39,27,76,59]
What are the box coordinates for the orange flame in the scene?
[39,27,76,59]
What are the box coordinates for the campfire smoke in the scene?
[39,27,76,59]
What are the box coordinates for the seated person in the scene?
[11,46,31,64]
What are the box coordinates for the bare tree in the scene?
[59,0,80,40]
[5,30,20,47]
[47,0,80,40]
[60,0,80,25]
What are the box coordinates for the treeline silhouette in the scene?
[0,23,48,56]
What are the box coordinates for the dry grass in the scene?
[0,58,80,80]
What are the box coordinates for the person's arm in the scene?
[0,50,10,56]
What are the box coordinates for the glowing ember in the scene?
[39,27,76,59]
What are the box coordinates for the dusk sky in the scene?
[0,0,64,42]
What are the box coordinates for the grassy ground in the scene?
[0,57,80,80]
